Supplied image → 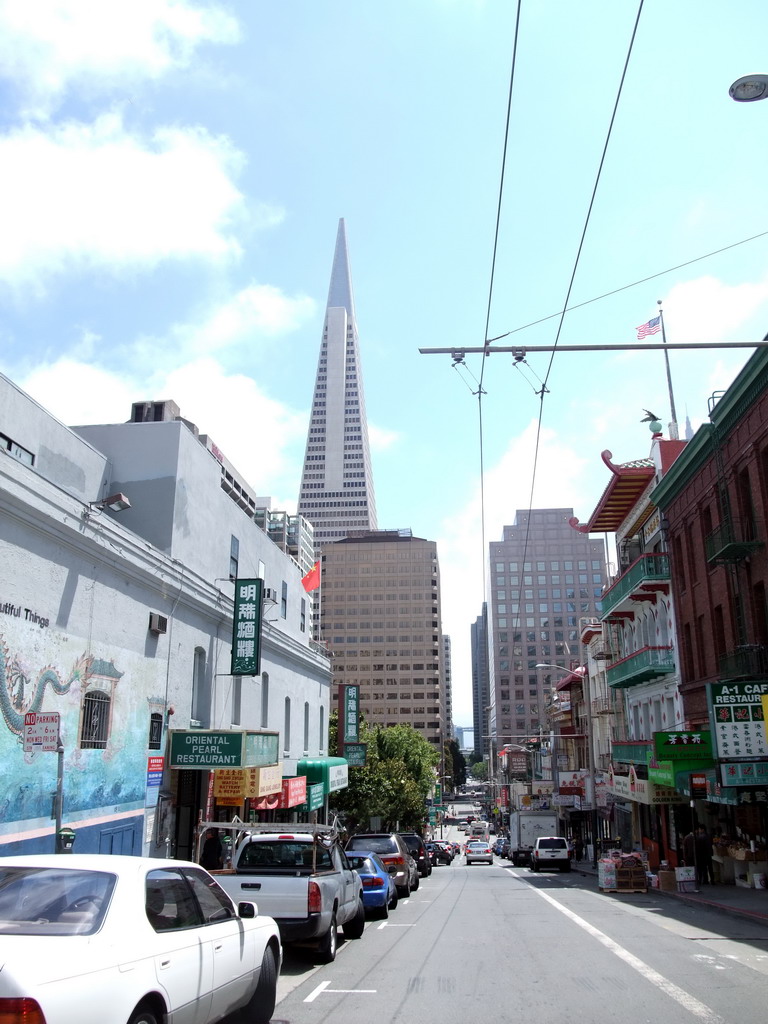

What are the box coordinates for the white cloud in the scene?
[0,0,239,114]
[664,274,768,344]
[368,422,401,452]
[177,284,316,355]
[18,355,307,508]
[0,113,252,288]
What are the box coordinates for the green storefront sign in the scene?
[297,782,325,813]
[653,729,713,760]
[169,729,278,769]
[344,742,367,767]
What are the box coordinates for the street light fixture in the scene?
[729,74,768,102]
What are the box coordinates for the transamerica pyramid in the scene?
[297,219,377,550]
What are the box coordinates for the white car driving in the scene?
[0,854,282,1024]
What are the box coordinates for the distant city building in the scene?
[454,726,474,752]
[487,509,607,749]
[321,530,445,747]
[470,604,491,760]
[253,501,316,577]
[441,634,453,740]
[297,219,377,549]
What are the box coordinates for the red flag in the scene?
[301,560,321,592]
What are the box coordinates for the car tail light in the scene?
[361,877,384,889]
[308,880,322,913]
[0,999,46,1023]
[380,855,405,869]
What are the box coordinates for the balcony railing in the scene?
[719,644,768,681]
[607,646,675,689]
[705,518,763,564]
[601,553,670,617]
[591,697,612,716]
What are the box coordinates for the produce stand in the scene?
[598,851,648,893]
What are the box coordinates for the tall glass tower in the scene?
[297,219,377,549]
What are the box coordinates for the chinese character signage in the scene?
[231,578,263,675]
[340,684,360,744]
[720,762,768,786]
[653,730,713,760]
[708,681,768,760]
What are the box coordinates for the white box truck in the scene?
[508,810,559,866]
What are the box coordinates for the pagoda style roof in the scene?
[569,450,655,534]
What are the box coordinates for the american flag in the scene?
[636,316,661,339]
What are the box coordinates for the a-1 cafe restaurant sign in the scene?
[708,681,768,759]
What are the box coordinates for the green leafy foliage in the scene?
[329,711,439,832]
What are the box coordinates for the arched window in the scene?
[80,690,110,749]
[261,672,269,729]
[148,712,163,750]
[283,697,291,755]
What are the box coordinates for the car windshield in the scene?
[0,866,115,935]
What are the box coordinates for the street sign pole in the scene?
[55,732,64,850]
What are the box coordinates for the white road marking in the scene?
[304,980,376,1002]
[529,885,724,1023]
[378,921,415,929]
[305,981,330,1002]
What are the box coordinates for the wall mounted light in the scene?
[89,492,131,512]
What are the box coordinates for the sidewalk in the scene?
[575,860,768,929]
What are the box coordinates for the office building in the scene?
[321,530,445,747]
[297,219,377,549]
[487,509,607,747]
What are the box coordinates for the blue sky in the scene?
[2,1,768,726]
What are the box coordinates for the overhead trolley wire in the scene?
[472,1,647,698]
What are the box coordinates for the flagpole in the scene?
[657,299,679,440]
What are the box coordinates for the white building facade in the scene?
[0,376,332,858]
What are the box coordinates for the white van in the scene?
[469,821,489,840]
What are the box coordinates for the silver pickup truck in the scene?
[205,823,365,963]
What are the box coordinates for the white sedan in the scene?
[0,854,282,1024]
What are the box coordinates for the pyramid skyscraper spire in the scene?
[297,219,377,548]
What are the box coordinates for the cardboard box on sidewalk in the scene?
[658,869,676,891]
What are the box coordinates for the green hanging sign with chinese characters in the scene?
[231,578,263,675]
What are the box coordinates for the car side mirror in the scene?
[238,901,257,918]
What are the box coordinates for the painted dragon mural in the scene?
[0,634,92,737]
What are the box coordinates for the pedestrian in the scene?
[695,827,715,885]
[574,836,584,863]
[682,829,696,871]
[200,827,223,870]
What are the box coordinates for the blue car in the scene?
[346,850,399,918]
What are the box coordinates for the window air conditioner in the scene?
[148,612,168,635]
[264,588,278,602]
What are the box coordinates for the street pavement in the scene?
[271,817,768,1023]
[575,856,768,929]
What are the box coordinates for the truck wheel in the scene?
[241,944,278,1023]
[560,863,571,873]
[343,899,365,939]
[318,914,337,963]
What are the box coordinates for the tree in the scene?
[445,738,466,788]
[328,713,439,832]
[470,760,488,781]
